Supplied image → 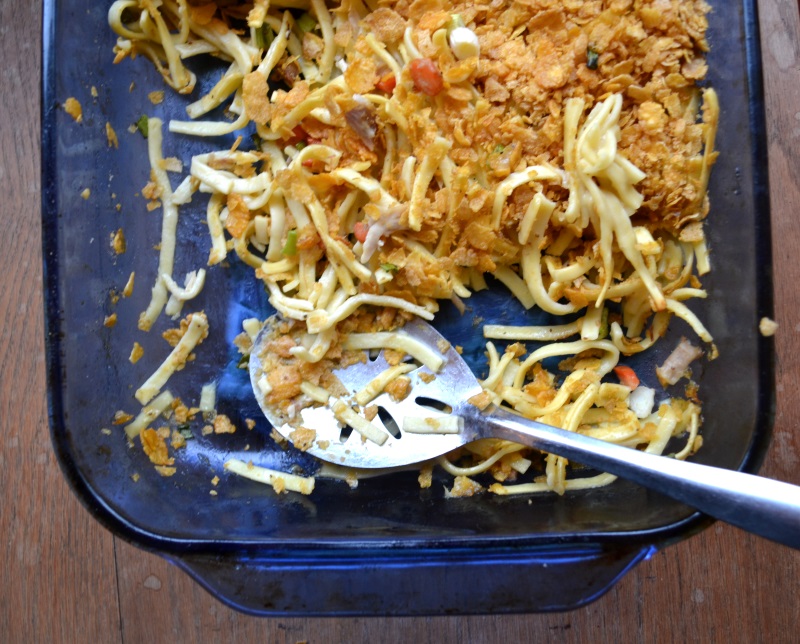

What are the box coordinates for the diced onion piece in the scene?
[508,455,532,475]
[374,268,395,284]
[256,374,272,397]
[242,317,262,342]
[634,226,661,255]
[759,317,778,337]
[199,381,217,413]
[448,26,479,60]
[628,386,655,419]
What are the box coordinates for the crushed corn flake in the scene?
[129,341,144,364]
[759,317,778,337]
[110,228,126,254]
[63,97,82,122]
[213,414,236,434]
[106,122,119,148]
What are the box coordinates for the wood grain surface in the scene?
[2,1,799,642]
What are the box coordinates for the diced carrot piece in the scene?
[613,365,640,390]
[409,58,443,96]
[354,221,369,243]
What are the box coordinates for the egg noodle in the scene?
[110,0,718,495]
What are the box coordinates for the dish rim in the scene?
[40,0,775,561]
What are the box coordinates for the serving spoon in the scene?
[250,316,800,550]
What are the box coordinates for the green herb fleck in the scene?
[135,115,149,138]
[282,229,298,256]
[179,427,194,440]
[447,13,465,34]
[380,263,398,273]
[237,353,250,369]
[295,141,307,150]
[586,46,600,70]
[598,307,609,339]
[493,144,505,154]
[297,12,316,32]
[251,132,263,150]
[255,24,274,49]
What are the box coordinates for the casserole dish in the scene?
[42,0,774,615]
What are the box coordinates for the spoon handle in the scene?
[483,406,800,550]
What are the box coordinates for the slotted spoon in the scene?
[250,316,800,549]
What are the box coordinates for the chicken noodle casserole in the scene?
[109,0,717,495]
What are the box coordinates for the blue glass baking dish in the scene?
[41,0,774,615]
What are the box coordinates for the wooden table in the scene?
[3,1,799,641]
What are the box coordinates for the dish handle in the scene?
[167,544,654,616]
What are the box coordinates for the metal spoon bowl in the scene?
[250,316,800,550]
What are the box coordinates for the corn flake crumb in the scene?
[382,348,405,366]
[418,464,433,489]
[162,313,208,348]
[155,466,176,477]
[384,375,411,402]
[445,475,484,498]
[289,427,317,451]
[202,424,214,436]
[213,414,236,434]
[272,477,287,494]
[270,427,288,447]
[111,228,126,254]
[211,475,220,486]
[131,472,140,482]
[759,317,778,337]
[113,410,134,425]
[170,430,187,450]
[345,472,359,489]
[148,90,165,105]
[468,390,492,411]
[106,122,119,148]
[173,401,193,425]
[160,157,183,173]
[81,188,91,200]
[64,97,83,122]
[122,272,135,297]
[129,342,144,364]
[141,428,174,466]
[103,313,118,328]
